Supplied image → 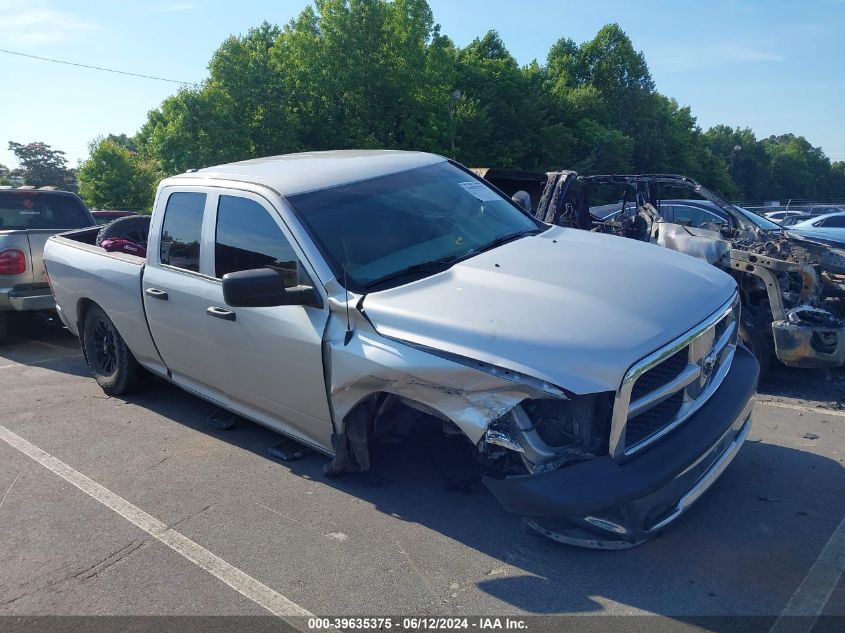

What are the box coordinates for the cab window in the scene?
[159,192,206,272]
[214,195,300,287]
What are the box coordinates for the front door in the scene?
[202,192,333,450]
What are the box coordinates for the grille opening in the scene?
[626,392,684,447]
[714,315,728,341]
[630,347,689,401]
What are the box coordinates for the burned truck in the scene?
[475,169,845,374]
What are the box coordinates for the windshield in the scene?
[287,161,543,292]
[0,191,93,230]
[729,204,782,231]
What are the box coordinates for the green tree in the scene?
[77,138,159,211]
[762,134,834,200]
[8,141,77,191]
[91,7,845,202]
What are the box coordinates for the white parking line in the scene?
[0,355,80,370]
[755,398,845,418]
[769,514,845,633]
[0,422,313,620]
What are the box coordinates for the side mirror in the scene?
[512,190,532,212]
[222,268,322,308]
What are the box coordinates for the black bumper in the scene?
[483,346,759,542]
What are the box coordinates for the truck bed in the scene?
[44,229,166,376]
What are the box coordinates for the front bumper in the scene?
[0,284,55,313]
[772,320,845,368]
[483,345,759,547]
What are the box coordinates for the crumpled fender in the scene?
[321,292,563,444]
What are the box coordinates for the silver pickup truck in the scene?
[1,187,96,342]
[44,151,758,548]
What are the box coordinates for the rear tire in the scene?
[95,215,151,247]
[82,305,145,395]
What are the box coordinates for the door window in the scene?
[214,195,300,287]
[671,205,723,228]
[159,192,206,272]
[819,215,845,227]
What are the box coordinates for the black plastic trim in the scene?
[483,346,759,517]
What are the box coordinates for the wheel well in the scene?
[76,298,98,361]
[324,391,464,475]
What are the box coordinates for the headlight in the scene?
[484,394,612,474]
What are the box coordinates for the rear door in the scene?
[143,189,221,397]
[202,191,333,449]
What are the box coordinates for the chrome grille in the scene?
[630,348,689,401]
[624,392,685,446]
[609,293,740,459]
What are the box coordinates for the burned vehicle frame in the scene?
[475,168,845,373]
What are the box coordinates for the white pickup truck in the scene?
[43,151,758,548]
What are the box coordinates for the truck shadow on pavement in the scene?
[0,321,90,378]
[122,377,844,617]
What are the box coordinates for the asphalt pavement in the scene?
[0,321,842,630]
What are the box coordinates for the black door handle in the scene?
[145,287,169,301]
[206,306,236,321]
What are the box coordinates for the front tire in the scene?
[82,305,145,395]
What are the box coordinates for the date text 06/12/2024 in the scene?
[306,617,528,630]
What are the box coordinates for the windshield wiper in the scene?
[474,228,543,255]
[361,229,542,290]
[363,254,462,290]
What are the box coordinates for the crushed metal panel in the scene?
[654,222,731,266]
[322,295,557,426]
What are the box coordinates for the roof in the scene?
[791,211,845,227]
[168,150,446,197]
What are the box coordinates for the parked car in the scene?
[44,151,757,548]
[0,186,96,342]
[91,210,140,225]
[788,211,845,231]
[804,205,845,216]
[764,210,815,222]
[778,214,813,226]
[477,169,845,373]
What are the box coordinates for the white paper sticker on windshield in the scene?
[458,181,500,202]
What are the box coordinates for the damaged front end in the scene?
[319,282,755,549]
[320,289,585,477]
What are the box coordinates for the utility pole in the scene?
[730,145,742,179]
[449,88,462,159]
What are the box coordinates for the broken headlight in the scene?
[483,394,612,474]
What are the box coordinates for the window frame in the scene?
[212,192,303,284]
[155,189,211,276]
[208,188,323,295]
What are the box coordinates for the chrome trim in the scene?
[628,364,700,417]
[484,429,525,453]
[609,292,739,459]
[648,413,751,532]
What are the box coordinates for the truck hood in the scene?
[362,226,736,394]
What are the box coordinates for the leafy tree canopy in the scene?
[75,0,844,206]
[8,141,77,191]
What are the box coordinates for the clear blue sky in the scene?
[1,0,843,169]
